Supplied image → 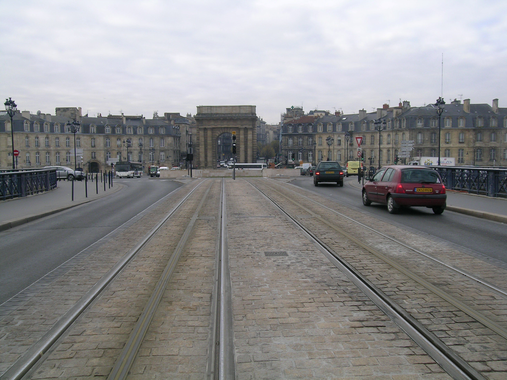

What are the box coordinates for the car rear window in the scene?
[318,162,341,170]
[401,169,441,184]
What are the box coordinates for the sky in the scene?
[1,0,507,124]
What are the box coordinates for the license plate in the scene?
[325,171,334,174]
[415,187,433,193]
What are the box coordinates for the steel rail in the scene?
[1,181,206,380]
[249,180,484,380]
[108,180,214,380]
[284,180,507,299]
[263,179,507,340]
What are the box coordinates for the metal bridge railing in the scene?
[0,169,57,201]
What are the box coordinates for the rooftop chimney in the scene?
[464,99,470,113]
[493,98,499,113]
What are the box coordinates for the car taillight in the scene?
[395,184,405,193]
[315,171,320,176]
[440,185,446,194]
[339,171,343,175]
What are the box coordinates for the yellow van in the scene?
[345,161,363,176]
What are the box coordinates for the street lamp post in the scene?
[123,138,132,162]
[67,121,81,171]
[345,132,350,163]
[4,97,17,170]
[374,119,386,169]
[434,97,445,166]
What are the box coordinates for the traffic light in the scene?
[394,155,399,164]
[361,151,365,161]
[232,134,237,154]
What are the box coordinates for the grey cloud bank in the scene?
[1,0,506,124]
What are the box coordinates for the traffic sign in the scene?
[355,137,363,147]
[13,149,19,157]
[357,148,362,158]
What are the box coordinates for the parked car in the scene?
[362,165,447,214]
[313,161,344,186]
[45,166,84,181]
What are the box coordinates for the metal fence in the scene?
[363,165,507,198]
[434,167,507,198]
[0,169,58,200]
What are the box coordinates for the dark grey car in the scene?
[313,161,344,186]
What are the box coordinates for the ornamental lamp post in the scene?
[4,97,17,170]
[374,119,386,169]
[434,97,446,166]
[67,121,81,172]
[326,136,334,161]
[345,132,350,164]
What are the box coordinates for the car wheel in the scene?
[67,174,74,181]
[387,196,399,214]
[362,190,371,206]
[432,206,445,215]
[338,181,343,187]
[314,179,318,187]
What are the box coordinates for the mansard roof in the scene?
[284,115,318,125]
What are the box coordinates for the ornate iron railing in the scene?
[433,167,507,198]
[0,169,57,200]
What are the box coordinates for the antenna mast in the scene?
[441,53,444,98]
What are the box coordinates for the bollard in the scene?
[96,173,99,194]
[71,178,74,201]
[85,175,88,198]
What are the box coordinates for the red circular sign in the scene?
[13,149,20,156]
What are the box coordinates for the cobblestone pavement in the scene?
[2,178,506,379]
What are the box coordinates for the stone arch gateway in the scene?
[194,106,257,168]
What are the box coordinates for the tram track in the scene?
[247,178,507,380]
[1,179,236,380]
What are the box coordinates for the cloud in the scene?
[1,0,507,123]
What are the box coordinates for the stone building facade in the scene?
[0,107,192,173]
[281,98,507,168]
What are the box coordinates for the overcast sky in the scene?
[1,0,506,124]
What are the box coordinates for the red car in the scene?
[362,165,447,214]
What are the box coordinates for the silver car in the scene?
[45,166,84,181]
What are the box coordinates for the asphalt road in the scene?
[0,178,182,304]
[291,175,507,265]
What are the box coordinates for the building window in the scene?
[458,149,464,164]
[288,137,293,147]
[431,149,436,157]
[417,132,423,144]
[387,134,391,144]
[308,125,313,133]
[490,148,496,161]
[90,125,96,134]
[34,122,40,132]
[116,127,122,134]
[106,151,111,160]
[35,152,40,165]
[327,124,332,132]
[308,137,313,146]
[25,136,30,147]
[45,136,50,147]
[35,136,40,147]
[370,135,375,145]
[458,118,465,127]
[430,118,437,128]
[445,149,450,157]
[127,126,133,134]
[91,137,96,147]
[445,132,451,144]
[318,137,322,146]
[491,132,497,142]
[54,124,60,133]
[55,137,60,147]
[25,153,30,165]
[44,123,49,133]
[159,127,165,134]
[24,121,30,132]
[476,148,482,161]
[149,138,154,148]
[445,118,452,128]
[76,137,81,148]
[431,132,437,144]
[137,127,143,134]
[477,117,484,127]
[491,118,497,127]
[477,132,482,142]
[45,152,50,164]
[298,137,303,146]
[66,137,70,147]
[105,126,111,134]
[417,118,423,128]
[56,152,60,164]
[459,132,465,143]
[91,152,96,159]
[66,151,71,163]
[148,127,154,134]
[298,125,303,133]
[160,139,165,148]
[117,138,122,147]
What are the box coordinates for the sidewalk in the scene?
[0,178,124,231]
